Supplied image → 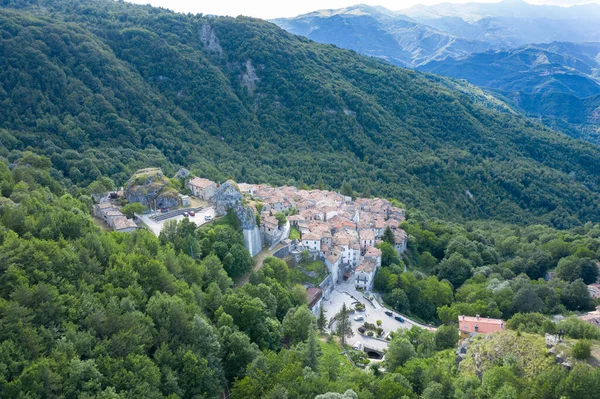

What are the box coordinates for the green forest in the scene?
[2,0,600,397]
[2,143,600,398]
[1,0,600,227]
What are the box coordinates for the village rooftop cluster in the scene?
[238,183,408,292]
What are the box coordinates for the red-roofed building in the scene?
[458,315,505,338]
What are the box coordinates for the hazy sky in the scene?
[125,0,600,19]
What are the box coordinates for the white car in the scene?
[204,215,213,221]
[352,342,363,350]
[354,315,364,321]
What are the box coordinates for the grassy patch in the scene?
[319,335,354,373]
[289,226,300,240]
[291,260,328,285]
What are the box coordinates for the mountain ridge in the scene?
[2,0,600,227]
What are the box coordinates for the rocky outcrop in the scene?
[200,24,223,55]
[241,60,259,93]
[174,168,190,179]
[124,168,179,209]
[213,180,263,255]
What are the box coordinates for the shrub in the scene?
[572,340,591,360]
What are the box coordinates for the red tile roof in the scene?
[458,315,505,334]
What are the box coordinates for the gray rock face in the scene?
[213,180,256,230]
[174,168,191,179]
[125,168,179,209]
[200,24,223,55]
[213,180,263,254]
[241,60,259,92]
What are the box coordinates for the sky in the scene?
[125,0,600,19]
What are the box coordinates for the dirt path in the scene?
[236,243,286,286]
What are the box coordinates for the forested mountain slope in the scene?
[419,42,600,144]
[2,0,600,227]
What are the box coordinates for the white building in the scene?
[355,259,378,291]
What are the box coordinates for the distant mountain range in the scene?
[272,1,600,142]
[271,5,491,67]
[272,1,600,67]
[419,42,600,142]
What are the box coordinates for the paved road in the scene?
[323,277,435,353]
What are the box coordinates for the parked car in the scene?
[204,215,213,221]
[358,326,366,334]
[352,342,363,350]
[385,311,393,317]
[160,208,169,213]
[189,211,195,216]
[183,212,189,217]
[354,315,364,321]
[394,315,405,323]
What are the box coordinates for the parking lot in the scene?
[138,206,216,236]
[322,277,415,353]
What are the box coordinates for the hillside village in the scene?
[90,169,600,336]
[237,183,408,292]
[91,168,408,295]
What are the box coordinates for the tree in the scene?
[435,324,459,350]
[334,303,354,346]
[340,181,354,199]
[275,212,287,228]
[316,305,327,332]
[561,279,592,311]
[382,226,395,245]
[282,306,315,345]
[579,258,599,285]
[121,202,146,218]
[572,340,592,360]
[224,243,254,279]
[304,322,319,369]
[386,337,416,371]
[556,257,582,282]
[421,382,445,399]
[222,330,261,381]
[378,242,401,267]
[512,285,544,314]
[436,253,473,288]
[315,390,358,399]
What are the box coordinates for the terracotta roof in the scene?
[307,288,323,309]
[458,315,505,334]
[302,232,321,241]
[188,177,216,189]
[113,216,137,231]
[356,259,377,273]
[364,246,382,258]
[360,230,375,241]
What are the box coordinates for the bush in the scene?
[572,340,592,360]
[367,331,374,337]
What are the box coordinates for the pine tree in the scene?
[382,226,395,245]
[317,305,327,332]
[334,303,354,347]
[306,322,319,369]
